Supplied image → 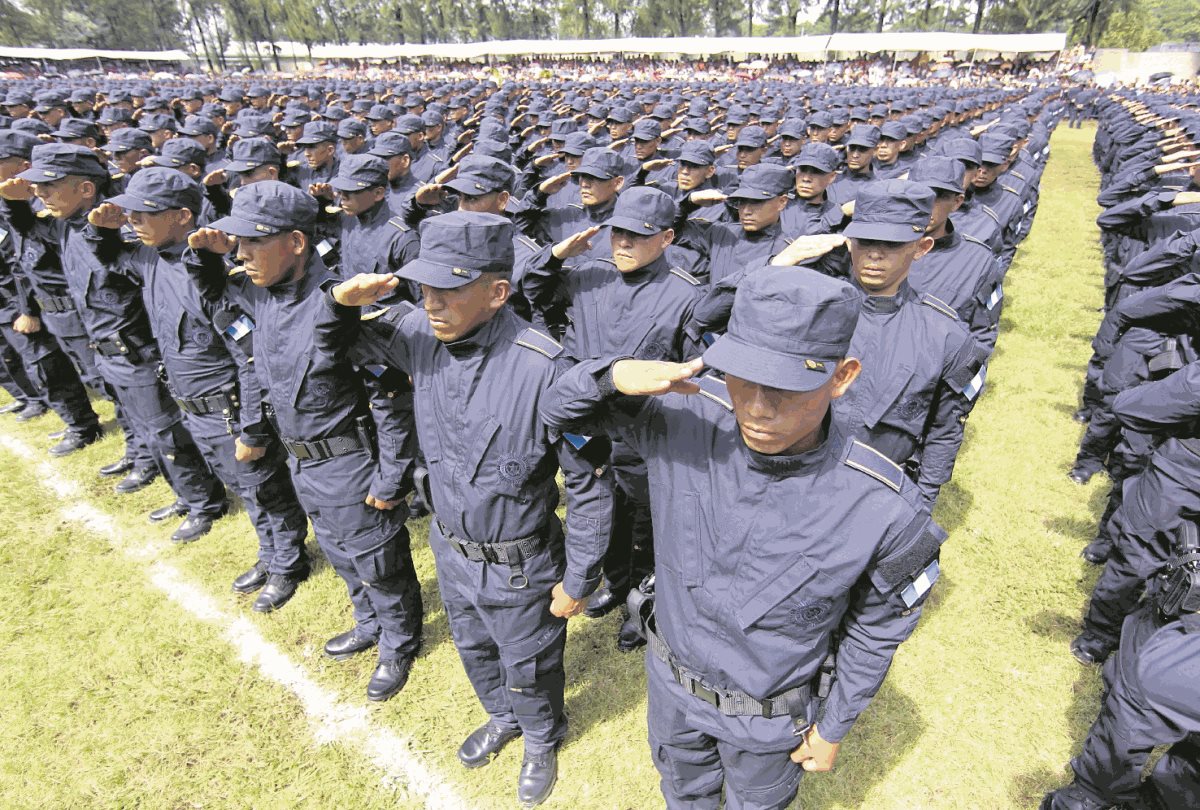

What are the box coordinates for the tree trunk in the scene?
[829,0,840,34]
[746,0,753,35]
[972,0,985,33]
[875,0,885,32]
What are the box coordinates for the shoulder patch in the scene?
[695,373,732,411]
[515,327,563,359]
[842,439,905,492]
[387,215,409,232]
[920,293,960,320]
[669,266,702,286]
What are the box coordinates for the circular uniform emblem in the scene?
[893,396,926,423]
[188,324,215,348]
[497,455,529,484]
[639,341,667,361]
[22,245,42,265]
[791,598,832,627]
[98,289,120,305]
[308,378,335,405]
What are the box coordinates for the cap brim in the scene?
[572,167,616,180]
[843,221,927,242]
[980,152,1007,163]
[703,333,834,393]
[210,214,281,238]
[148,157,188,168]
[226,161,260,173]
[396,258,477,289]
[727,187,776,200]
[606,214,661,235]
[444,177,502,195]
[107,193,167,213]
[330,177,379,192]
[793,161,836,173]
[295,137,332,146]
[16,167,66,182]
[846,139,877,149]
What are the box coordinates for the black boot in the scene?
[517,747,558,808]
[367,655,414,702]
[457,722,522,769]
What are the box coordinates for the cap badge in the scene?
[804,359,826,371]
[451,267,471,277]
[254,223,273,233]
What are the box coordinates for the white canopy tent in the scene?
[228,32,1067,64]
[0,46,190,62]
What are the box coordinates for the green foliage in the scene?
[1098,4,1162,51]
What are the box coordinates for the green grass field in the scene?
[0,123,1110,809]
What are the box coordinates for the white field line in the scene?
[0,434,467,810]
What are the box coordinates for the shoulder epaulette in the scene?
[597,257,616,266]
[842,439,904,492]
[981,204,999,221]
[515,327,563,359]
[1000,184,1020,196]
[961,233,989,249]
[695,373,732,411]
[361,305,391,321]
[516,235,541,252]
[669,266,702,286]
[431,154,444,162]
[1009,170,1026,181]
[920,293,960,320]
[386,215,410,232]
[568,203,584,210]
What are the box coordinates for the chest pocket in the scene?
[735,554,850,639]
[865,360,928,436]
[659,492,705,588]
[291,355,347,413]
[86,266,137,318]
[464,416,538,501]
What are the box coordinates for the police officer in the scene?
[1043,522,1200,810]
[18,144,227,530]
[832,180,986,506]
[907,156,1004,355]
[87,168,311,607]
[828,124,882,206]
[186,181,423,701]
[516,147,625,267]
[291,121,340,190]
[523,187,705,650]
[327,211,611,807]
[367,131,419,210]
[540,267,945,810]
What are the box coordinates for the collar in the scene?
[860,278,914,313]
[743,219,781,242]
[619,253,668,284]
[357,197,390,225]
[931,220,960,251]
[741,410,835,476]
[156,240,188,260]
[267,252,323,302]
[584,196,617,222]
[443,307,516,358]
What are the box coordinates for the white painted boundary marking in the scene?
[0,434,467,810]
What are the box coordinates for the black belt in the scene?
[435,518,545,565]
[638,602,813,721]
[282,430,366,460]
[174,391,238,417]
[36,295,75,314]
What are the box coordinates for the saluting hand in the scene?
[689,189,727,207]
[309,182,334,200]
[332,273,399,307]
[611,357,705,397]
[550,582,586,619]
[12,314,40,335]
[87,202,127,230]
[188,227,237,255]
[552,225,601,261]
[641,158,674,173]
[840,200,856,217]
[434,164,459,184]
[770,234,848,266]
[790,724,840,772]
[1173,191,1200,207]
[202,167,228,186]
[539,171,572,196]
[0,177,35,201]
[415,183,447,207]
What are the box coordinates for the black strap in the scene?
[641,607,811,720]
[35,295,75,314]
[435,518,545,565]
[174,391,237,417]
[282,430,366,461]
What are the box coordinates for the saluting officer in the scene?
[326,211,612,807]
[185,182,423,702]
[540,268,945,810]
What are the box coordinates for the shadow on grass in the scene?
[1012,610,1103,806]
[562,609,648,740]
[798,681,926,809]
[934,479,973,537]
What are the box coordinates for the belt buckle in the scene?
[289,442,312,460]
[690,680,720,709]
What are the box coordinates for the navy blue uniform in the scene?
[542,361,943,809]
